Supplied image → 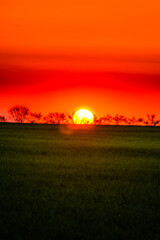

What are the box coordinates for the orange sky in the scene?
[1,0,160,55]
[0,0,160,119]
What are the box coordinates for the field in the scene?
[0,123,160,240]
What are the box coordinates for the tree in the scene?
[0,115,6,122]
[137,117,144,126]
[44,112,67,124]
[99,114,112,125]
[8,105,29,123]
[29,112,42,123]
[93,114,99,124]
[154,120,160,126]
[147,114,159,126]
[43,113,55,124]
[113,114,126,125]
[59,113,66,124]
[66,113,74,124]
[127,116,136,125]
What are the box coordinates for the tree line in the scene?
[0,105,159,126]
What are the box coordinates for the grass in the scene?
[0,123,160,240]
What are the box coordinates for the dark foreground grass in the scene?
[0,123,160,240]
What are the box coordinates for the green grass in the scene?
[0,123,160,240]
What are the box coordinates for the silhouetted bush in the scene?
[0,115,6,122]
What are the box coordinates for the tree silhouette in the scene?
[0,115,6,122]
[43,112,67,124]
[147,114,159,126]
[59,113,66,124]
[5,105,160,126]
[113,114,126,125]
[43,113,55,124]
[93,114,99,124]
[137,117,143,125]
[29,112,42,123]
[8,105,29,123]
[99,114,112,125]
[54,112,65,124]
[130,116,136,125]
[66,113,74,124]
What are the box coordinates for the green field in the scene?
[0,123,160,240]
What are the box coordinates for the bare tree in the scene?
[43,112,66,124]
[113,114,125,125]
[93,114,99,125]
[8,105,29,123]
[127,116,136,125]
[59,113,66,124]
[147,114,159,126]
[99,114,112,125]
[0,115,6,122]
[137,117,144,126]
[43,113,55,124]
[53,112,65,124]
[154,120,160,126]
[66,113,74,124]
[29,112,42,123]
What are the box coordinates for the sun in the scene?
[73,109,94,124]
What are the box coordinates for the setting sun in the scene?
[73,109,94,124]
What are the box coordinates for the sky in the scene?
[0,0,160,118]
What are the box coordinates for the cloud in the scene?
[0,52,160,95]
[0,67,160,94]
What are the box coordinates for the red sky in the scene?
[0,1,160,118]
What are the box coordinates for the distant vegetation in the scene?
[0,115,6,122]
[0,105,159,126]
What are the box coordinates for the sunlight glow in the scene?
[73,109,94,124]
